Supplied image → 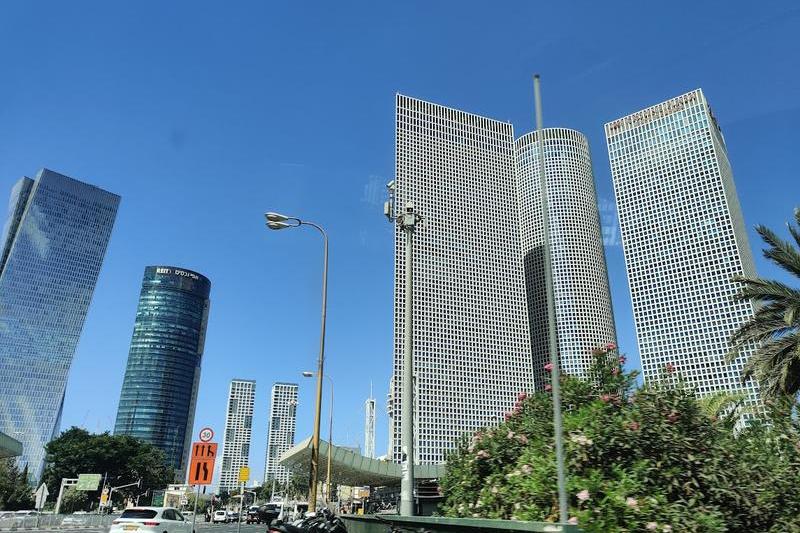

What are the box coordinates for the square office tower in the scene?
[605,89,760,408]
[391,95,534,464]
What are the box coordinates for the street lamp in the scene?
[303,371,334,506]
[264,211,329,513]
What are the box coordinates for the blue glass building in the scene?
[0,169,120,481]
[114,266,211,480]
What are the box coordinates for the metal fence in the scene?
[0,513,119,530]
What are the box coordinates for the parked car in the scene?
[109,507,190,533]
[248,503,280,524]
[212,510,228,523]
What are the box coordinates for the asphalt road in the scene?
[1,523,269,533]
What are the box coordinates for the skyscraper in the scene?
[515,128,617,387]
[114,266,211,480]
[218,379,256,493]
[605,89,760,406]
[364,391,376,460]
[391,95,534,464]
[263,383,298,484]
[0,169,119,480]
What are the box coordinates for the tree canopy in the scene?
[42,427,175,510]
[0,459,34,511]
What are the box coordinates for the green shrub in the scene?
[439,347,800,532]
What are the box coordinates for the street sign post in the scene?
[199,427,214,442]
[188,442,218,485]
[238,466,250,483]
[75,474,102,491]
[34,483,49,509]
[100,487,110,507]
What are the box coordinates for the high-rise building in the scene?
[0,169,119,480]
[364,389,376,459]
[515,128,617,388]
[605,89,760,406]
[217,379,256,493]
[114,266,211,480]
[391,95,534,464]
[263,383,298,484]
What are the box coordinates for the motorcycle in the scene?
[268,508,347,533]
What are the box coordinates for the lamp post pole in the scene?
[303,372,333,505]
[533,74,568,523]
[397,201,421,516]
[265,212,328,513]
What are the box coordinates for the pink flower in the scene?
[545,384,552,392]
[667,410,679,423]
[625,497,638,508]
[619,355,627,364]
[476,450,490,460]
[516,434,528,445]
[567,517,579,525]
[517,392,528,401]
[544,362,554,372]
[665,363,676,373]
[600,393,612,403]
[611,367,620,376]
[606,342,617,350]
[576,489,590,502]
[646,523,658,531]
[627,421,640,431]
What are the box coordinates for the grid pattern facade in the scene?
[605,89,760,406]
[364,397,376,459]
[264,382,298,483]
[218,379,256,493]
[515,129,617,388]
[0,169,119,481]
[392,94,533,465]
[114,266,211,481]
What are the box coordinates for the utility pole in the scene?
[533,74,568,523]
[386,193,422,517]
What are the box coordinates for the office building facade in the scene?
[218,379,256,493]
[391,94,534,464]
[0,169,119,480]
[264,383,298,483]
[515,128,617,387]
[605,89,760,405]
[114,266,211,480]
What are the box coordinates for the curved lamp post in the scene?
[265,211,328,512]
[303,371,333,505]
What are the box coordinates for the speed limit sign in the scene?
[199,427,214,442]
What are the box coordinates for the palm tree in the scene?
[728,208,800,398]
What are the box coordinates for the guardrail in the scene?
[0,513,119,530]
[341,514,582,533]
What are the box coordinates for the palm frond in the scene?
[755,224,800,279]
[731,277,800,305]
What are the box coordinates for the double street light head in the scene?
[301,371,314,378]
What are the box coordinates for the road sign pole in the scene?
[236,482,244,533]
[191,485,199,533]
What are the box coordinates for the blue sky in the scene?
[1,1,798,482]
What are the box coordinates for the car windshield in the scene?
[120,510,158,519]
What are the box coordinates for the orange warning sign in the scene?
[188,442,218,485]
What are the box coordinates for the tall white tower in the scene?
[364,385,376,459]
[515,128,617,388]
[392,94,534,464]
[263,382,299,484]
[605,89,760,407]
[217,379,256,493]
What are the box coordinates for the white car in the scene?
[212,510,228,523]
[110,507,192,533]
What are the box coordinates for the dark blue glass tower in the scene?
[114,266,211,480]
[0,169,120,481]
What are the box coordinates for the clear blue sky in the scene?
[1,1,798,481]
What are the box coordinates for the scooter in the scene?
[268,508,347,533]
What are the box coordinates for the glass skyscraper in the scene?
[0,169,120,481]
[114,266,211,480]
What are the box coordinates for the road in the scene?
[0,524,268,533]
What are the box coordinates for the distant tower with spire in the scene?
[364,383,376,459]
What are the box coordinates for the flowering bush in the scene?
[439,347,800,532]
